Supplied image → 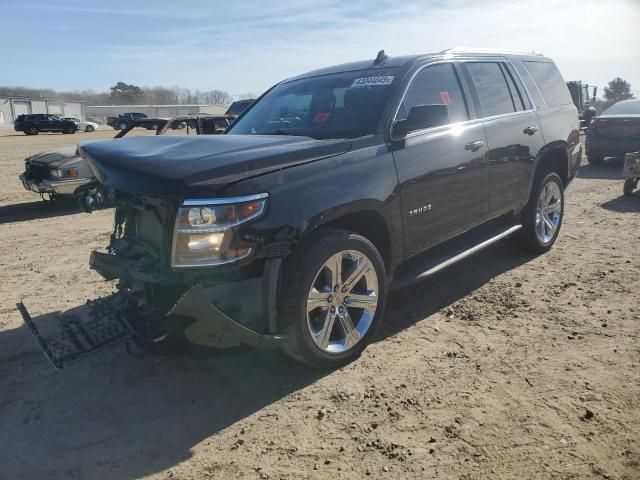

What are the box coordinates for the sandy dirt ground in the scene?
[0,129,639,480]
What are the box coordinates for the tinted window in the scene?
[513,61,545,108]
[228,69,399,139]
[397,63,468,125]
[603,100,640,115]
[523,61,572,107]
[501,64,526,111]
[466,62,516,117]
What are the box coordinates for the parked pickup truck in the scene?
[18,48,581,369]
[106,112,148,130]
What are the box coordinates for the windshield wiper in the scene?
[259,130,333,140]
[260,130,307,136]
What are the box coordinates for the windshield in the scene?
[228,69,400,139]
[604,100,640,115]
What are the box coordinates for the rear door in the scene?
[391,62,490,257]
[463,60,544,217]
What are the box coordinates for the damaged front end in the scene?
[19,191,288,368]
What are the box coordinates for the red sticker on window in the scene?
[313,112,331,123]
[440,91,451,105]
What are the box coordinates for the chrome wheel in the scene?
[535,181,562,244]
[306,250,379,354]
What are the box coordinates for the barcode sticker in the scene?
[351,76,395,88]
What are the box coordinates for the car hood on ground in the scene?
[26,146,80,169]
[78,135,352,197]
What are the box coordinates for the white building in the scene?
[0,97,85,125]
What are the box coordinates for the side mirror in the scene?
[393,104,450,136]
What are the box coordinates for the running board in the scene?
[391,222,522,289]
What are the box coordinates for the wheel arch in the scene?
[312,206,393,272]
[534,142,570,186]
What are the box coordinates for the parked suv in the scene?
[14,114,78,135]
[19,49,581,369]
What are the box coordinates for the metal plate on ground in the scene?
[17,295,134,369]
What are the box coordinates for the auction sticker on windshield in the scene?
[351,76,395,87]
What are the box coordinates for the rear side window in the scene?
[523,61,572,107]
[398,63,468,125]
[466,62,518,118]
[501,64,526,111]
[513,61,545,108]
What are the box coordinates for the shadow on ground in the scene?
[601,194,640,213]
[0,198,82,224]
[0,240,533,480]
[577,158,624,180]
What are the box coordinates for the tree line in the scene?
[578,77,634,113]
[0,81,257,106]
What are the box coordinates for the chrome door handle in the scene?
[523,126,538,135]
[464,140,485,152]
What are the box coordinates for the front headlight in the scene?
[171,193,268,268]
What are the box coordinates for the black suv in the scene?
[20,49,581,369]
[14,114,78,135]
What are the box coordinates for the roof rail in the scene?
[441,47,544,56]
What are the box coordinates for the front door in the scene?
[392,62,489,258]
[46,115,62,132]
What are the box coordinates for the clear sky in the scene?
[2,0,639,98]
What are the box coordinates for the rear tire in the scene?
[513,171,564,254]
[85,125,94,132]
[279,229,387,369]
[120,123,128,130]
[27,126,38,135]
[624,178,637,196]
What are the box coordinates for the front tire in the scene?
[624,178,637,196]
[85,125,94,132]
[514,171,564,254]
[279,229,387,369]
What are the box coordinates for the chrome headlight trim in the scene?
[182,193,269,207]
[171,193,269,269]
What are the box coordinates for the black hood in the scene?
[79,135,351,197]
[26,146,79,169]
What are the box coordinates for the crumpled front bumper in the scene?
[19,174,92,195]
[18,254,285,368]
